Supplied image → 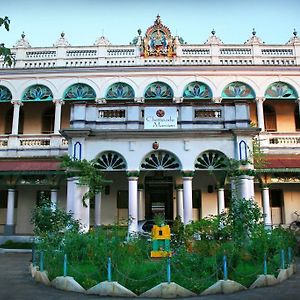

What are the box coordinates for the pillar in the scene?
[50,189,58,211]
[94,192,102,226]
[4,189,16,235]
[53,99,64,134]
[128,175,138,234]
[11,100,22,135]
[262,187,272,228]
[256,97,265,132]
[138,188,145,221]
[176,187,184,221]
[183,173,193,225]
[66,177,75,213]
[236,175,254,200]
[217,187,225,214]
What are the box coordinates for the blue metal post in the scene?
[40,251,44,272]
[108,257,112,282]
[223,255,228,280]
[263,253,267,275]
[63,254,67,277]
[167,257,171,284]
[288,247,292,265]
[280,249,285,269]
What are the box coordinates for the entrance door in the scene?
[145,176,173,221]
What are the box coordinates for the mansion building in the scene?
[1,16,300,237]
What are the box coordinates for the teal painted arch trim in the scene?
[105,82,135,100]
[144,81,174,100]
[140,150,181,170]
[221,81,256,99]
[22,84,53,101]
[183,81,212,99]
[0,85,12,102]
[63,83,96,101]
[264,81,298,99]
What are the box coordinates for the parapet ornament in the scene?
[94,36,111,46]
[244,28,264,45]
[286,29,300,45]
[204,29,223,45]
[13,32,31,48]
[53,32,70,47]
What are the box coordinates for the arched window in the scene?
[265,82,298,99]
[144,82,173,100]
[105,82,135,100]
[264,104,277,132]
[195,150,228,170]
[94,151,127,170]
[221,81,255,99]
[0,86,12,102]
[41,107,55,134]
[63,83,96,101]
[5,107,24,134]
[141,151,181,170]
[183,81,212,100]
[22,85,53,101]
[295,106,300,131]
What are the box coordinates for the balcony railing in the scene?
[259,132,300,150]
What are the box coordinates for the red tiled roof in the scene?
[0,160,61,172]
[263,155,300,169]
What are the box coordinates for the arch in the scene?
[140,150,181,170]
[94,151,127,170]
[41,107,55,134]
[264,81,298,99]
[221,81,256,99]
[263,104,277,131]
[105,82,135,100]
[182,81,212,100]
[22,84,53,101]
[0,85,12,102]
[63,83,96,101]
[144,81,174,100]
[195,150,228,170]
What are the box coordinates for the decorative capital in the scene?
[127,171,140,178]
[11,100,23,106]
[175,184,183,190]
[134,97,144,103]
[96,98,106,104]
[212,97,222,103]
[181,170,194,178]
[53,99,65,105]
[172,96,183,103]
[256,97,265,103]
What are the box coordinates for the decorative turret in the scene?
[13,32,31,48]
[94,35,111,46]
[53,32,70,47]
[204,29,223,45]
[286,29,300,45]
[244,28,264,45]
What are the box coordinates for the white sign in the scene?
[144,107,177,129]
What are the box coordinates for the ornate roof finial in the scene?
[155,14,161,25]
[205,29,223,45]
[244,29,264,45]
[137,28,142,36]
[13,32,31,48]
[286,28,300,45]
[53,32,70,47]
[94,35,111,46]
[293,28,298,37]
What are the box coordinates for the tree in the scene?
[0,16,14,66]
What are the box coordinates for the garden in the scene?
[31,196,297,295]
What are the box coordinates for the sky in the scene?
[1,0,300,47]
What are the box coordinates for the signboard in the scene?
[144,107,177,129]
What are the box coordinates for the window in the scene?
[192,190,201,208]
[42,107,55,134]
[117,190,128,209]
[264,104,277,132]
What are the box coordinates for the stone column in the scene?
[217,187,225,214]
[94,192,102,226]
[53,99,64,134]
[262,187,272,228]
[182,172,193,225]
[256,97,265,132]
[66,177,75,213]
[176,186,184,221]
[4,189,16,235]
[128,175,138,234]
[50,189,58,211]
[11,100,22,135]
[236,175,254,200]
[138,188,145,221]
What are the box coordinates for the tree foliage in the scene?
[0,16,13,66]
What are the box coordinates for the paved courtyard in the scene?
[0,252,299,300]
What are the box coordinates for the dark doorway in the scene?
[145,175,173,221]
